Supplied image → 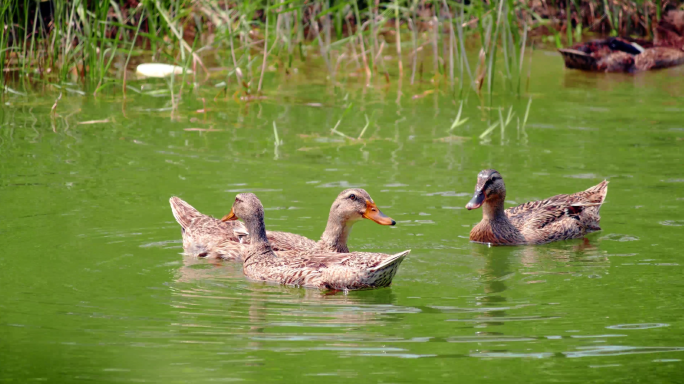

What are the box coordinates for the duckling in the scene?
[169,188,395,260]
[223,193,410,290]
[465,170,609,245]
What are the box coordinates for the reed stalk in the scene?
[394,0,403,77]
[1,0,657,99]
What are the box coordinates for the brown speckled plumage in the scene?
[170,197,314,260]
[225,193,410,290]
[558,38,638,72]
[466,170,609,245]
[169,188,395,261]
[633,47,684,71]
[170,197,250,259]
[654,10,684,50]
[559,37,684,72]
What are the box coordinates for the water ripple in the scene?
[660,220,684,227]
[606,323,670,330]
[565,345,684,358]
[600,234,640,242]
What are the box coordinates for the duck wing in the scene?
[318,250,411,290]
[255,250,411,290]
[505,181,608,243]
[634,47,684,71]
[558,49,599,70]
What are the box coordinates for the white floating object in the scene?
[136,63,192,78]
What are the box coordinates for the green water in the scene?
[2,51,684,383]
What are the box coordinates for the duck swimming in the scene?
[223,193,410,290]
[465,170,609,245]
[559,37,684,72]
[169,188,395,260]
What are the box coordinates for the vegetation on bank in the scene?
[1,0,682,96]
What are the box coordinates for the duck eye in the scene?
[349,194,356,200]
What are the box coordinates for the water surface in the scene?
[1,51,684,383]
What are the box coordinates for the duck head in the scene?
[221,193,263,224]
[466,169,506,210]
[328,188,396,227]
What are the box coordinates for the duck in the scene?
[170,196,250,259]
[465,169,609,245]
[559,37,684,72]
[654,10,684,51]
[169,188,396,260]
[222,192,410,290]
[558,37,644,72]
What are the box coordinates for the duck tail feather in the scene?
[371,250,411,272]
[169,197,202,229]
[578,180,609,225]
[583,180,609,203]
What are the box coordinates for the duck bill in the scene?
[362,201,396,226]
[466,191,485,210]
[220,208,238,221]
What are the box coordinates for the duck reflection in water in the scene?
[472,245,511,329]
[169,255,403,344]
[470,239,610,328]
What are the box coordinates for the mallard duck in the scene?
[654,10,684,51]
[222,193,410,290]
[559,37,684,72]
[169,188,396,260]
[170,196,249,259]
[465,170,608,245]
[559,37,642,71]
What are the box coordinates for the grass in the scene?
[0,0,676,100]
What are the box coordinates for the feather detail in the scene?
[370,250,410,272]
[169,197,202,229]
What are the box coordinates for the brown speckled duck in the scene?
[559,37,684,72]
[223,193,410,290]
[465,170,608,245]
[654,10,684,51]
[170,196,249,258]
[169,188,395,260]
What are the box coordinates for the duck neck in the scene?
[482,196,509,223]
[243,215,274,262]
[319,216,355,253]
[472,193,526,245]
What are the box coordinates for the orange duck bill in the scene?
[221,208,238,221]
[362,201,396,225]
[466,190,485,210]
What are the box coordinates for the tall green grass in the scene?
[0,0,668,96]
